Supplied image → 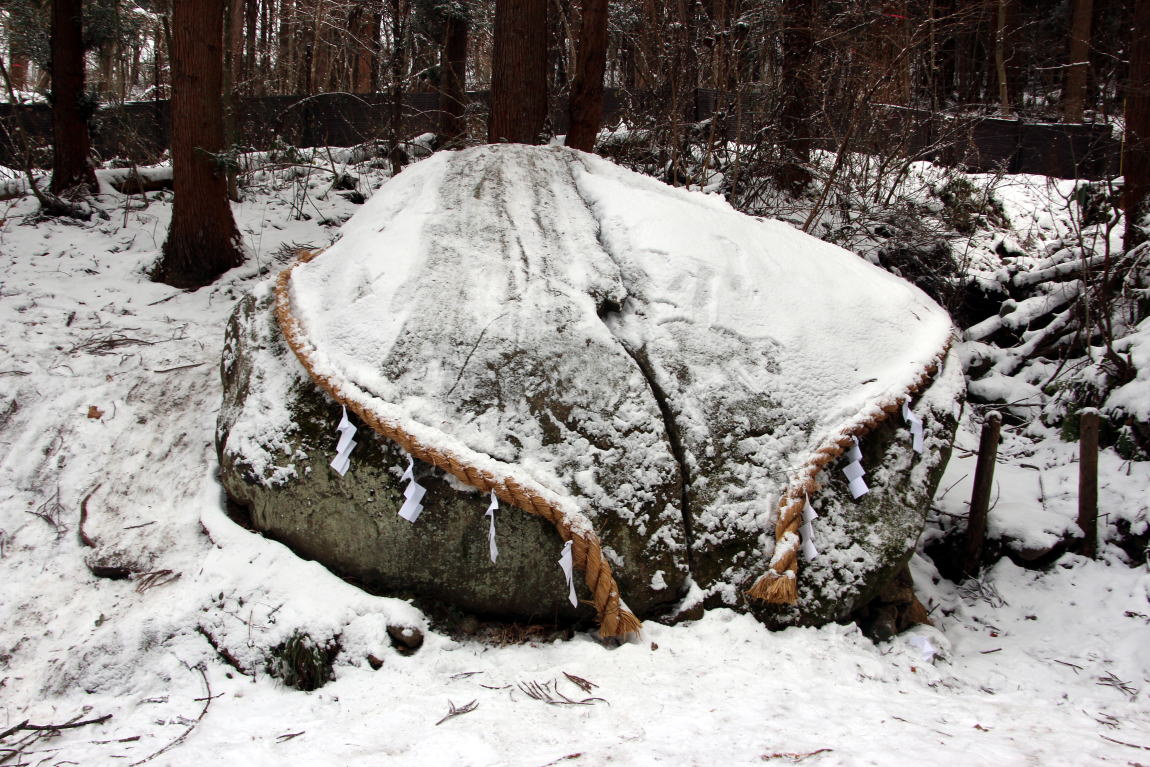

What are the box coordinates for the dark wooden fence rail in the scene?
[0,88,1120,181]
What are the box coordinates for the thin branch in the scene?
[435,700,478,726]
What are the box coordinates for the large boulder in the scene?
[217,144,964,631]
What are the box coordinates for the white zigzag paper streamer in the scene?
[330,405,357,476]
[398,454,426,523]
[558,540,578,607]
[902,401,925,454]
[485,491,499,564]
[843,436,869,499]
[800,494,820,560]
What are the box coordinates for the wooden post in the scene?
[963,411,1002,577]
[1077,408,1100,559]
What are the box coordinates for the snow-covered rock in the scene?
[217,144,963,629]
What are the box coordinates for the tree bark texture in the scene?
[1062,0,1093,123]
[1124,0,1150,250]
[49,0,97,195]
[566,0,608,152]
[994,0,1012,115]
[438,7,470,144]
[488,0,548,144]
[776,0,813,194]
[153,0,245,290]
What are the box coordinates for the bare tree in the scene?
[151,0,245,290]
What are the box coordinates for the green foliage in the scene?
[268,631,339,691]
[4,0,51,69]
[83,0,148,55]
[936,176,1007,236]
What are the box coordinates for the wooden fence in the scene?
[0,88,1120,181]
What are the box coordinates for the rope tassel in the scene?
[747,343,952,606]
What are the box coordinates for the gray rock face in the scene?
[216,145,964,629]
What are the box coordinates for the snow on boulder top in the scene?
[278,143,955,610]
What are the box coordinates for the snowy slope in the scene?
[0,154,1146,765]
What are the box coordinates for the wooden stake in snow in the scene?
[963,411,1001,577]
[1077,408,1100,559]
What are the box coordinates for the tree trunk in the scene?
[153,0,245,290]
[1124,0,1150,251]
[49,0,97,195]
[386,0,408,173]
[438,5,470,145]
[488,0,548,144]
[224,0,243,200]
[566,0,607,152]
[994,0,1011,115]
[776,0,813,194]
[348,5,380,93]
[9,50,28,92]
[1062,0,1093,122]
[244,0,258,86]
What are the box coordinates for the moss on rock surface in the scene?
[218,290,963,630]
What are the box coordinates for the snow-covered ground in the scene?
[0,153,1147,766]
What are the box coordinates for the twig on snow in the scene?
[0,714,112,741]
[1096,671,1139,700]
[562,673,598,694]
[435,700,478,726]
[0,709,110,766]
[69,333,155,355]
[128,664,212,765]
[449,671,482,680]
[1100,734,1150,751]
[25,487,67,538]
[760,748,833,762]
[517,680,607,706]
[78,484,101,548]
[151,362,203,374]
[133,569,180,593]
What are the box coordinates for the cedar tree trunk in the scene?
[153,0,245,290]
[488,0,548,144]
[49,0,97,195]
[994,0,1012,114]
[1062,0,1093,123]
[439,6,470,145]
[1124,0,1150,251]
[775,0,813,195]
[566,0,608,153]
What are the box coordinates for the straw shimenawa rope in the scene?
[274,251,641,638]
[746,340,954,605]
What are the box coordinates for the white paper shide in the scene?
[398,454,427,523]
[329,405,357,476]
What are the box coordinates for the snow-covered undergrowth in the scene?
[0,149,1147,765]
